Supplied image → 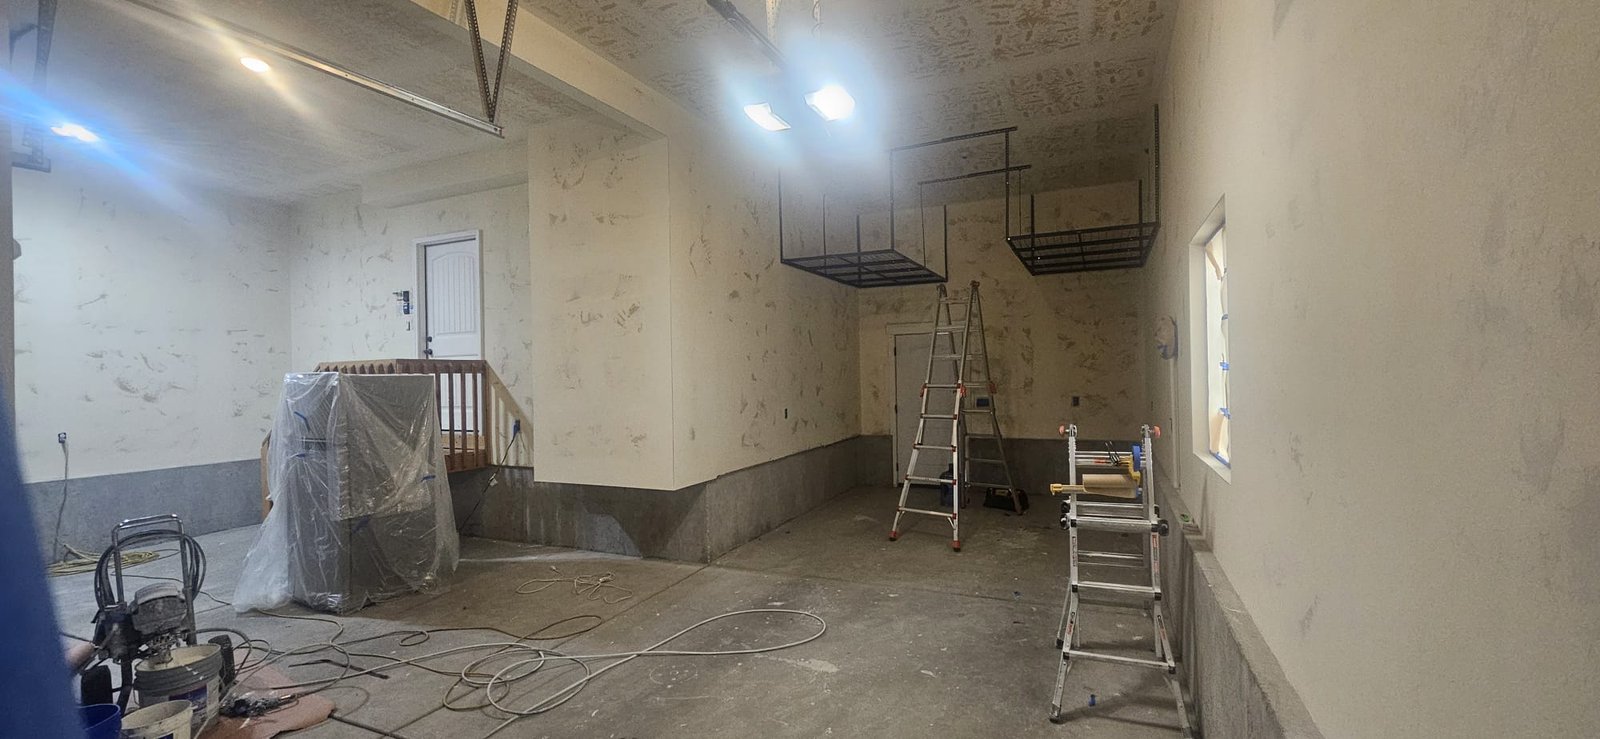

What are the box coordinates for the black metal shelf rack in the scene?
[1004,105,1161,275]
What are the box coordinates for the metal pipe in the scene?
[890,126,1018,152]
[705,0,787,69]
[917,164,1033,186]
[121,0,504,137]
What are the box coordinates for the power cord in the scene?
[460,420,521,531]
[50,432,68,562]
[516,566,633,604]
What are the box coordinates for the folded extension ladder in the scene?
[1048,424,1192,735]
[889,281,1022,552]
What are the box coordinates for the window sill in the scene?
[1196,449,1233,483]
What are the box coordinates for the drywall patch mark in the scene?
[1516,416,1566,499]
[1274,0,1298,33]
[1480,193,1509,266]
[1298,596,1318,637]
[1557,241,1598,328]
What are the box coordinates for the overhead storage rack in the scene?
[1005,106,1162,275]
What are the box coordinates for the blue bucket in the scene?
[79,703,122,739]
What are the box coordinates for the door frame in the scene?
[414,230,485,360]
[887,321,933,483]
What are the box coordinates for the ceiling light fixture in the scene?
[743,103,792,132]
[239,56,272,73]
[804,84,855,121]
[49,123,100,143]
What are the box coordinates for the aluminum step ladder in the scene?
[1047,424,1193,735]
[889,281,1022,552]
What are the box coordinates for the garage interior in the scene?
[4,0,1597,737]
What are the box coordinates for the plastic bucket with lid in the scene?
[121,699,193,739]
[79,703,122,739]
[133,645,221,737]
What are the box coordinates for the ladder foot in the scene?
[888,530,899,541]
[1048,710,1068,725]
[950,540,961,552]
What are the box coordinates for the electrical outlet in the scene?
[1071,396,1081,407]
[512,419,521,435]
[57,432,67,444]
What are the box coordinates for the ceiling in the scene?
[519,0,1172,194]
[12,0,587,200]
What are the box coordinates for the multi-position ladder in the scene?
[889,281,1022,552]
[1048,424,1192,735]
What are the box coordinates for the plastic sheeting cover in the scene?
[235,373,459,614]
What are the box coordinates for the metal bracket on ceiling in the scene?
[707,0,788,70]
[462,0,519,123]
[119,0,503,137]
[10,0,57,172]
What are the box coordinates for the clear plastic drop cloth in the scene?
[234,372,459,614]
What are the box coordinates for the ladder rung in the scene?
[923,413,958,420]
[1076,580,1156,596]
[1063,648,1171,671]
[898,506,954,518]
[924,383,959,389]
[1080,551,1145,562]
[940,299,969,305]
[913,444,955,451]
[930,354,963,360]
[934,324,969,331]
[904,475,951,484]
[1071,515,1156,532]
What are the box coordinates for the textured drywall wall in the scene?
[528,118,674,489]
[1144,1,1600,736]
[668,134,861,488]
[286,179,534,466]
[11,154,291,484]
[859,183,1146,442]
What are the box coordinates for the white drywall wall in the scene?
[528,118,674,489]
[668,133,861,489]
[1145,1,1600,735]
[287,179,535,467]
[12,151,292,483]
[860,183,1146,441]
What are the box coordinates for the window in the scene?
[1202,226,1230,465]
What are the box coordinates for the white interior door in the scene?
[422,235,482,361]
[421,234,482,434]
[894,332,953,482]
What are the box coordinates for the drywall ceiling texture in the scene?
[518,0,1172,189]
[859,182,1145,441]
[668,132,861,488]
[528,118,675,490]
[285,175,535,463]
[53,0,584,200]
[1143,1,1600,736]
[11,151,292,483]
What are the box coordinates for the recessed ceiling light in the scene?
[240,56,272,73]
[743,103,791,132]
[49,123,99,143]
[804,84,855,121]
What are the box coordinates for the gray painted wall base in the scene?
[26,458,262,562]
[450,436,879,563]
[1158,484,1325,738]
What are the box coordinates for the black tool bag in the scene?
[984,488,1029,513]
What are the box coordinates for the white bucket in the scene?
[121,700,193,739]
[133,645,221,738]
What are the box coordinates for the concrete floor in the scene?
[51,485,1187,738]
